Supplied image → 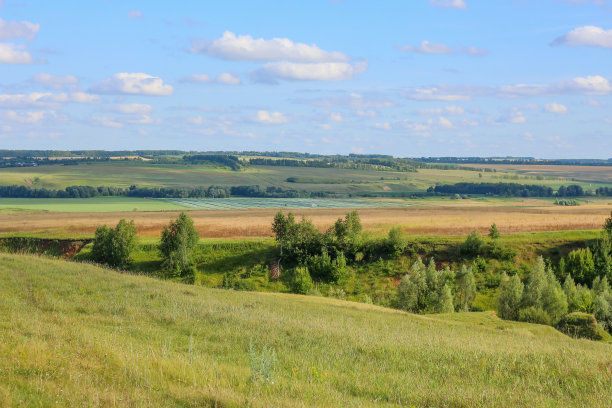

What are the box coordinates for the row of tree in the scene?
[91,213,199,282]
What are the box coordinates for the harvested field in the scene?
[460,164,612,183]
[1,200,610,238]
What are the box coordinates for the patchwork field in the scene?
[1,198,610,238]
[460,164,612,184]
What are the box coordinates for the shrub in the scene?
[91,219,137,268]
[556,312,603,340]
[288,266,313,294]
[386,226,407,257]
[518,307,552,325]
[159,212,199,280]
[497,273,524,320]
[459,230,485,259]
[565,248,596,285]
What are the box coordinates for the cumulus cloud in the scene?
[191,31,349,62]
[375,122,391,130]
[552,26,612,48]
[0,92,99,108]
[296,92,393,110]
[110,103,153,114]
[418,106,465,115]
[255,110,288,124]
[252,61,367,82]
[127,10,143,19]
[31,73,79,89]
[93,117,124,128]
[397,41,487,55]
[407,86,472,101]
[0,17,40,40]
[180,72,241,85]
[438,117,454,128]
[90,73,173,96]
[4,110,54,124]
[0,43,33,64]
[545,102,569,114]
[430,0,467,9]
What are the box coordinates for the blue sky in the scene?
[1,0,611,158]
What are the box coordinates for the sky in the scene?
[0,0,611,158]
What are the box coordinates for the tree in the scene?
[454,265,476,311]
[489,223,500,239]
[91,219,137,268]
[272,211,295,257]
[288,266,313,294]
[459,230,485,258]
[564,248,596,285]
[386,226,407,257]
[436,284,455,314]
[497,273,524,320]
[159,212,199,281]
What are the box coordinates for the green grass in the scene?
[0,197,186,212]
[0,253,610,407]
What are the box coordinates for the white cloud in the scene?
[375,122,391,130]
[0,17,39,40]
[545,102,569,114]
[181,72,241,85]
[90,73,173,96]
[329,113,343,122]
[255,110,288,124]
[0,42,33,64]
[430,0,467,9]
[0,92,99,108]
[438,116,454,128]
[125,115,160,125]
[127,10,143,19]
[110,103,153,114]
[397,41,486,55]
[31,73,79,89]
[4,110,52,123]
[253,61,367,82]
[191,31,349,62]
[553,26,612,48]
[418,106,465,115]
[407,87,472,101]
[93,117,124,128]
[216,72,241,85]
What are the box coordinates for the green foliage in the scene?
[459,230,485,259]
[287,266,313,294]
[497,273,524,321]
[593,276,612,332]
[397,258,458,314]
[454,265,477,312]
[159,212,199,281]
[248,340,277,385]
[385,226,407,257]
[489,223,500,239]
[91,219,137,268]
[518,307,552,326]
[557,312,603,340]
[564,247,596,285]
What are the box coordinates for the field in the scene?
[460,164,612,184]
[1,198,610,239]
[2,161,611,195]
[1,253,610,407]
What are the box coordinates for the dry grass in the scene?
[1,199,610,238]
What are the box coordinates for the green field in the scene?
[1,161,609,195]
[1,253,610,407]
[164,197,409,210]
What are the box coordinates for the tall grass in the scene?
[0,253,610,407]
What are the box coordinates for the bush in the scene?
[288,266,313,294]
[459,230,485,258]
[556,312,603,340]
[497,273,524,320]
[91,219,137,268]
[386,226,407,257]
[518,307,552,325]
[159,212,199,280]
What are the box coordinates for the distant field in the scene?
[164,197,409,210]
[1,198,610,238]
[2,161,608,195]
[1,254,610,407]
[460,164,612,184]
[0,197,186,212]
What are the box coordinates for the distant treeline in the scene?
[429,183,597,197]
[183,155,243,171]
[0,184,335,199]
[249,157,418,172]
[595,187,612,197]
[417,157,612,166]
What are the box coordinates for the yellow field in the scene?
[1,198,610,238]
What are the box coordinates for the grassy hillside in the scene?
[0,254,610,407]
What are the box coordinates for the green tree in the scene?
[497,273,524,320]
[522,257,547,309]
[91,219,137,268]
[565,248,596,285]
[159,212,199,281]
[288,266,313,294]
[459,230,485,258]
[489,223,500,239]
[272,211,296,257]
[454,265,476,311]
[386,226,407,257]
[436,284,455,314]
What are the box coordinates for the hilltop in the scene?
[0,253,610,407]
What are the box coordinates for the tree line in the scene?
[429,182,597,197]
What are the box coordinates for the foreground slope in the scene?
[0,254,610,407]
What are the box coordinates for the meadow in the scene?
[1,253,610,407]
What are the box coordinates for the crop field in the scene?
[0,197,186,213]
[1,253,610,407]
[164,197,409,210]
[1,198,610,239]
[460,164,612,184]
[2,161,608,195]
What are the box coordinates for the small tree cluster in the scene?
[396,258,475,314]
[91,219,137,268]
